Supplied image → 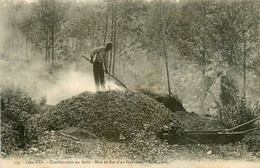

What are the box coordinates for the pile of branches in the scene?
[40,90,184,142]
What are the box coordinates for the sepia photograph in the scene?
[0,0,259,167]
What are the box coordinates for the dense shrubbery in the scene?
[242,127,260,152]
[220,97,258,130]
[220,96,260,152]
[1,85,40,154]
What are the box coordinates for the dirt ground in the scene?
[4,127,259,162]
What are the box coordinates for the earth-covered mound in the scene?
[139,89,186,112]
[40,90,184,141]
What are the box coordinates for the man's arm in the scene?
[104,53,108,73]
[90,47,101,62]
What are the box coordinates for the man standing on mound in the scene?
[90,42,113,92]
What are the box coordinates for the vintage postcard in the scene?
[0,0,259,168]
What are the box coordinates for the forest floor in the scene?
[3,114,260,162]
[4,126,260,162]
[1,110,260,168]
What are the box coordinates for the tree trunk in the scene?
[160,2,172,98]
[104,0,110,46]
[109,3,114,74]
[92,11,97,47]
[112,1,117,75]
[242,32,246,100]
[21,35,23,61]
[7,39,10,61]
[25,36,29,62]
[242,0,246,100]
[26,10,33,62]
[201,7,207,113]
[163,36,171,98]
[11,38,13,61]
[45,32,49,63]
[51,17,55,65]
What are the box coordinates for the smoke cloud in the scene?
[0,60,125,105]
[44,67,124,105]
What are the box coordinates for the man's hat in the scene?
[106,41,113,48]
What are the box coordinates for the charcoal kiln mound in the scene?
[139,89,186,112]
[40,90,184,142]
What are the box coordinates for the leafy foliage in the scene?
[242,127,260,152]
[220,97,257,130]
[1,85,40,154]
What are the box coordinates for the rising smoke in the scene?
[44,67,124,105]
[0,59,124,105]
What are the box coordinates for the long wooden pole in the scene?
[82,55,127,89]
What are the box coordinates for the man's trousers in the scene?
[93,61,105,91]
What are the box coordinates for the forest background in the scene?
[0,0,259,115]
